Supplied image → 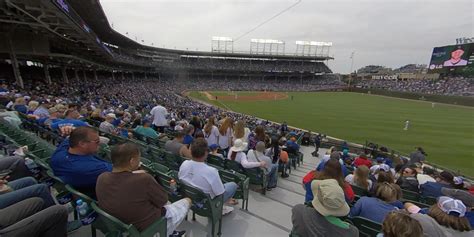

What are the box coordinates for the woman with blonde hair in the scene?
[350,182,403,223]
[233,120,250,143]
[218,118,233,154]
[12,97,27,114]
[27,100,39,114]
[203,116,219,147]
[345,165,372,190]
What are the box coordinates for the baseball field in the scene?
[188,91,474,177]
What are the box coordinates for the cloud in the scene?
[100,0,473,73]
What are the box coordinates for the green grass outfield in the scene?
[189,91,474,176]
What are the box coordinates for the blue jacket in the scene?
[316,160,350,177]
[420,181,452,198]
[350,196,402,223]
[51,139,112,189]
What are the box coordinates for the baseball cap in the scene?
[441,188,474,207]
[209,144,219,150]
[311,179,350,217]
[438,196,466,217]
[106,113,117,119]
[376,157,385,163]
[439,171,454,183]
[453,176,464,185]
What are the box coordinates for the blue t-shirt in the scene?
[13,105,27,114]
[183,135,193,145]
[349,196,401,223]
[51,139,112,189]
[420,181,452,198]
[51,119,88,130]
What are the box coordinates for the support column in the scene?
[61,67,69,84]
[94,70,98,80]
[75,70,80,80]
[83,70,87,80]
[144,72,147,80]
[132,72,135,80]
[8,37,23,88]
[121,72,125,80]
[111,71,115,80]
[44,64,52,85]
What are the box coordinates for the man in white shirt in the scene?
[178,138,237,215]
[247,142,279,190]
[150,104,168,133]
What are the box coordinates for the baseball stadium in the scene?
[0,0,472,237]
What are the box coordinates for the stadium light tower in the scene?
[295,41,332,57]
[250,39,285,55]
[211,36,234,53]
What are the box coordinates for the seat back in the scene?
[206,154,226,169]
[91,202,141,237]
[351,184,369,198]
[401,189,420,202]
[218,168,250,210]
[351,216,382,237]
[163,151,184,171]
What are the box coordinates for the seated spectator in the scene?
[203,116,219,147]
[370,157,388,174]
[412,163,436,185]
[164,131,192,159]
[51,126,112,197]
[96,143,190,236]
[13,97,27,114]
[228,139,265,169]
[420,171,455,198]
[410,196,473,236]
[42,107,62,127]
[379,210,423,237]
[0,176,55,209]
[0,197,68,237]
[350,182,403,223]
[353,153,372,168]
[285,136,300,154]
[396,165,420,192]
[247,126,266,150]
[370,170,395,194]
[99,113,119,135]
[304,158,354,203]
[316,152,350,177]
[291,179,359,237]
[33,101,50,119]
[209,144,224,158]
[133,119,160,139]
[247,142,279,190]
[182,124,194,146]
[179,138,238,215]
[50,109,88,131]
[345,165,372,191]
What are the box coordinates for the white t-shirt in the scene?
[178,160,224,199]
[218,127,233,149]
[417,174,436,185]
[227,151,261,169]
[247,149,272,172]
[150,105,168,127]
[204,125,219,146]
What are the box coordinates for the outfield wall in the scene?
[349,88,474,107]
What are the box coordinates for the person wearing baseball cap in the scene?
[442,188,474,228]
[420,171,455,198]
[410,196,472,236]
[291,179,358,237]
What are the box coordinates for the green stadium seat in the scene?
[401,189,421,202]
[180,182,224,237]
[206,154,226,169]
[91,202,167,237]
[351,184,369,200]
[163,151,184,171]
[350,216,382,237]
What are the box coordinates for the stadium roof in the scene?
[69,0,333,61]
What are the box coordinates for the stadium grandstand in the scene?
[0,1,473,237]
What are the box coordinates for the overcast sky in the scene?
[100,0,473,73]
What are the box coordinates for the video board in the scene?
[429,43,473,70]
